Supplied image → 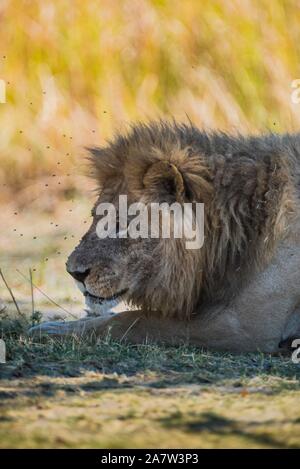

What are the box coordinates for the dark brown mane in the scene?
[88,121,296,318]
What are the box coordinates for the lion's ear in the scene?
[143,161,185,202]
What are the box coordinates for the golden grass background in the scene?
[1,0,300,202]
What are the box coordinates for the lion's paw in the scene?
[28,321,71,338]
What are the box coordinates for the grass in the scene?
[1,304,300,448]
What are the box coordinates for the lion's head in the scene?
[66,121,293,319]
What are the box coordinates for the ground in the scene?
[1,323,300,448]
[1,201,300,449]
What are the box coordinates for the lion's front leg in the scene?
[27,308,261,350]
[28,310,191,345]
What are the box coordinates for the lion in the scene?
[30,121,300,353]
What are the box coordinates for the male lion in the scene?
[30,121,300,353]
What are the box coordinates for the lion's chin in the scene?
[83,289,128,317]
[84,294,119,316]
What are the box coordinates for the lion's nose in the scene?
[68,269,90,283]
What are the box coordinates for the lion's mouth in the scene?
[84,289,128,304]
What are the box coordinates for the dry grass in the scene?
[1,0,300,201]
[1,312,300,449]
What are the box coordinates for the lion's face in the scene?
[66,123,211,318]
[66,193,161,316]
